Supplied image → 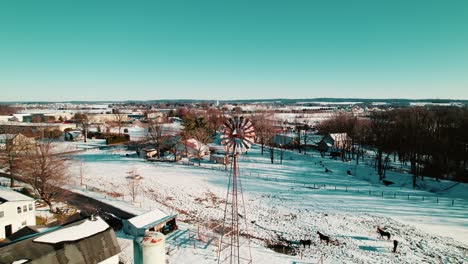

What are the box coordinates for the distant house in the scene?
[210,153,229,165]
[138,147,157,159]
[0,133,36,150]
[177,138,210,158]
[318,133,352,154]
[272,134,297,147]
[123,209,177,237]
[168,117,183,123]
[0,187,36,239]
[64,130,84,141]
[0,216,121,264]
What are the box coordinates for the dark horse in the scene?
[377,227,391,240]
[317,231,330,245]
[300,239,311,248]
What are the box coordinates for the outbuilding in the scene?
[123,209,177,237]
[0,187,36,239]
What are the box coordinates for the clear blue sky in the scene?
[0,0,467,101]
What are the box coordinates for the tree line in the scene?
[318,107,468,186]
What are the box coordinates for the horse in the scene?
[377,227,391,240]
[317,231,330,245]
[300,239,311,248]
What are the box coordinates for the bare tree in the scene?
[21,141,68,213]
[251,112,274,155]
[113,109,126,135]
[126,169,141,203]
[147,119,164,159]
[74,112,90,143]
[0,131,33,187]
[192,127,213,166]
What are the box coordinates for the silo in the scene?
[141,231,166,264]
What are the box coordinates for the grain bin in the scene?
[141,231,165,264]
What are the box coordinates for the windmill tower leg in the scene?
[218,153,252,264]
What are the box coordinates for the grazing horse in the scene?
[317,231,330,245]
[300,239,311,248]
[377,227,391,240]
[393,240,398,253]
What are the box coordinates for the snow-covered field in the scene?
[66,145,468,263]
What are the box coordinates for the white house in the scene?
[0,187,36,239]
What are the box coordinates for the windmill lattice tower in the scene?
[218,116,255,264]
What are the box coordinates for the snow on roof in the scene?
[329,133,349,141]
[0,134,17,141]
[12,260,29,264]
[33,217,109,244]
[128,209,174,229]
[0,187,35,204]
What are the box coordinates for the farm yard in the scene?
[65,142,468,264]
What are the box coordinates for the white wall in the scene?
[0,201,36,239]
[97,254,120,264]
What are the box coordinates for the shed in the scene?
[123,209,177,237]
[138,148,157,159]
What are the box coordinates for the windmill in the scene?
[218,116,255,264]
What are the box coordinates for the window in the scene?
[0,211,4,218]
[17,206,22,214]
[29,204,33,211]
[23,205,27,212]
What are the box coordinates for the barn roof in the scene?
[0,216,120,264]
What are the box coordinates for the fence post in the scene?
[452,200,454,206]
[407,194,410,200]
[394,193,396,198]
[437,197,439,203]
[422,196,424,201]
[381,191,383,197]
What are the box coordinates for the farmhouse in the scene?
[0,216,121,264]
[123,209,177,237]
[318,133,352,154]
[0,187,36,239]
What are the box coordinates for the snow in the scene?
[128,209,171,228]
[97,254,119,264]
[0,186,35,203]
[12,260,29,264]
[65,143,468,263]
[33,217,109,244]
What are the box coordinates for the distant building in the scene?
[0,187,36,239]
[0,133,36,150]
[64,130,84,141]
[318,133,352,154]
[0,216,121,264]
[0,122,76,135]
[138,147,157,159]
